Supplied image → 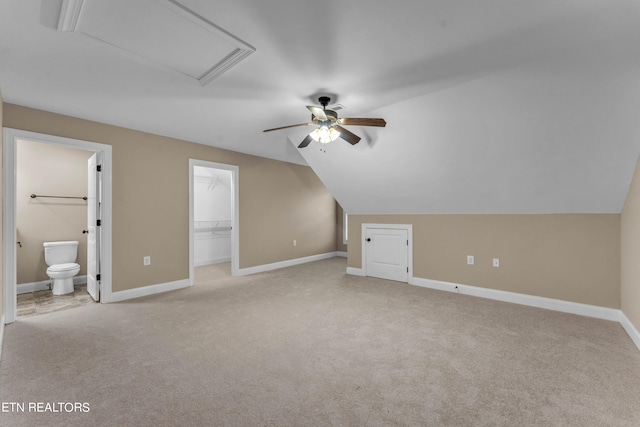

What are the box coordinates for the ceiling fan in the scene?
[263,96,386,148]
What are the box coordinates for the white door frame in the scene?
[188,159,239,284]
[3,128,113,323]
[361,223,413,282]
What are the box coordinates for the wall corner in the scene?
[621,154,640,336]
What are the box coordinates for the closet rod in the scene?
[30,194,88,201]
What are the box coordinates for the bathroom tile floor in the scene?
[17,284,96,318]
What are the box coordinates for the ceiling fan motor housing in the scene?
[318,96,331,108]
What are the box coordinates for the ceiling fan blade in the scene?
[335,125,361,145]
[307,106,327,121]
[339,118,386,127]
[263,123,313,132]
[298,134,313,148]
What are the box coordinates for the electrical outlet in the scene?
[467,255,474,265]
[493,258,500,268]
[143,256,151,266]
[293,240,297,247]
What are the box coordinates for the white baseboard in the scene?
[409,276,621,322]
[109,279,190,303]
[235,252,338,276]
[346,267,365,276]
[336,251,347,258]
[619,312,640,352]
[0,314,4,363]
[195,257,231,267]
[17,276,88,294]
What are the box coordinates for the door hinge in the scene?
[407,240,409,245]
[97,219,102,226]
[407,267,409,272]
[96,274,101,281]
[97,164,102,172]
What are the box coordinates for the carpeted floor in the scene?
[0,257,639,426]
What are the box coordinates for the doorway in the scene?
[362,223,413,282]
[3,128,113,324]
[188,159,239,285]
[193,166,232,267]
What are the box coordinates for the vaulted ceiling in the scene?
[2,0,640,214]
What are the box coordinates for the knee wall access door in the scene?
[363,224,412,282]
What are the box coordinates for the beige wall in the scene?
[621,156,640,331]
[16,140,92,284]
[348,214,620,308]
[4,104,336,293]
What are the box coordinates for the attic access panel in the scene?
[57,0,255,86]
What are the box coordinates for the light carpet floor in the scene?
[0,257,639,426]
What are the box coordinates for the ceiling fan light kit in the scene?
[310,125,341,143]
[263,97,386,148]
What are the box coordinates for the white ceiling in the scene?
[2,0,640,213]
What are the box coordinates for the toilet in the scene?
[43,241,81,295]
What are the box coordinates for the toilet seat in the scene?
[47,263,80,273]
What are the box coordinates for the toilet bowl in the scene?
[43,241,80,295]
[46,263,81,295]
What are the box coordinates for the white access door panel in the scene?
[365,227,409,282]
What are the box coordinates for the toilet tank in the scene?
[43,241,79,266]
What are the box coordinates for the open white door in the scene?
[365,227,409,282]
[87,152,102,301]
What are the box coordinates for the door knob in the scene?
[82,230,89,234]
[366,238,371,242]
